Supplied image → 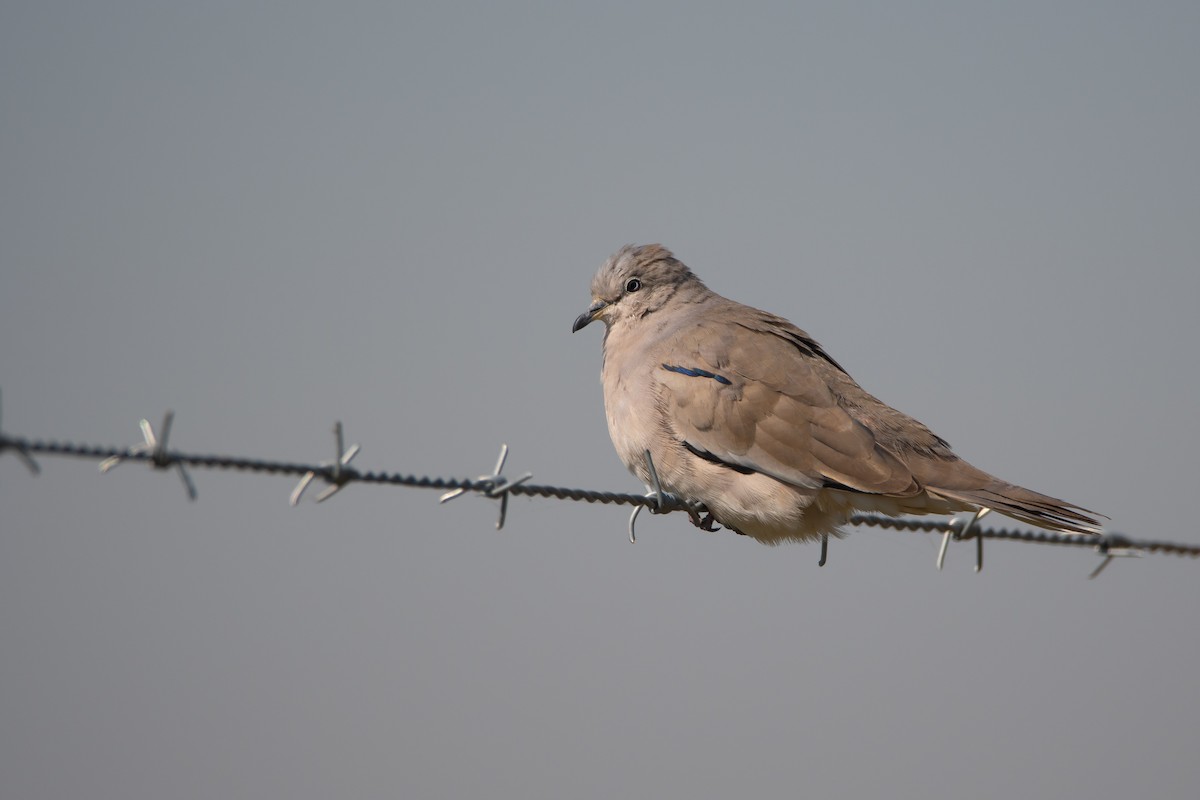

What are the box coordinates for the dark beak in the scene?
[572,299,609,333]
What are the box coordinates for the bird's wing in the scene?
[653,308,922,497]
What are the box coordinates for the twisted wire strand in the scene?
[3,433,1198,559]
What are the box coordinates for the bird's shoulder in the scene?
[656,297,954,459]
[656,298,848,395]
[649,298,924,496]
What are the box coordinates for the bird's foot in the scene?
[648,490,687,514]
[679,504,721,532]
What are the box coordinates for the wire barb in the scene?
[627,449,663,543]
[937,507,992,572]
[98,411,197,500]
[626,450,705,543]
[1,390,1196,574]
[438,444,533,530]
[0,389,41,475]
[289,421,361,505]
[1088,536,1144,579]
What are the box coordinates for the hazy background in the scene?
[2,2,1197,798]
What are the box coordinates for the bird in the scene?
[571,243,1103,545]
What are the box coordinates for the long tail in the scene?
[910,453,1105,535]
[927,480,1104,534]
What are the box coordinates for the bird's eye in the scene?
[625,278,642,293]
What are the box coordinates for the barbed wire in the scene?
[2,401,1196,578]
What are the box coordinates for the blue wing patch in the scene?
[661,363,732,385]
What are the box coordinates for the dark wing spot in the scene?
[683,441,756,475]
[661,363,732,385]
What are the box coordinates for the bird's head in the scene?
[571,244,706,333]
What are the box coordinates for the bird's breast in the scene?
[601,361,658,475]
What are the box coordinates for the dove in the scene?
[572,244,1102,545]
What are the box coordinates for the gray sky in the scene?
[2,2,1198,798]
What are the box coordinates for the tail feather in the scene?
[928,482,1104,535]
[906,452,1104,535]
